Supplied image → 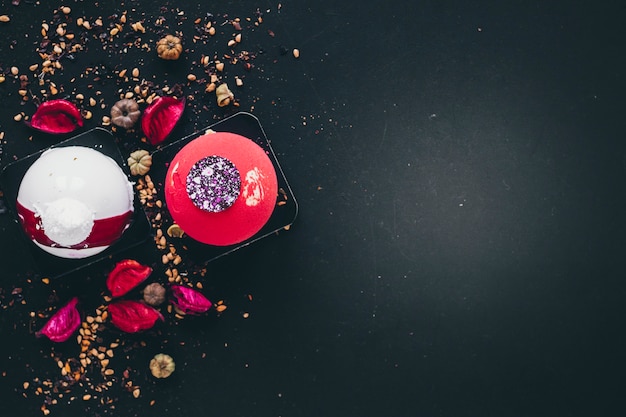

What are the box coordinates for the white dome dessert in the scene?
[16,146,134,259]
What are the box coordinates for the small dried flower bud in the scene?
[143,283,166,307]
[170,285,212,315]
[150,353,175,378]
[128,149,152,176]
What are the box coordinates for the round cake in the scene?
[16,146,134,259]
[164,131,277,246]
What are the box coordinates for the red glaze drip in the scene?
[16,200,133,249]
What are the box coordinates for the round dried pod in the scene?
[143,282,166,306]
[111,98,141,129]
[166,224,185,238]
[156,34,183,60]
[127,149,152,176]
[150,353,175,378]
[215,83,234,107]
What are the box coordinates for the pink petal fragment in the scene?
[28,99,84,134]
[171,285,212,314]
[106,259,152,298]
[141,96,185,145]
[108,300,163,333]
[36,297,81,342]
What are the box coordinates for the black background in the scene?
[1,1,625,416]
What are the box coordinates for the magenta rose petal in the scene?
[27,99,84,134]
[170,285,212,314]
[36,297,81,342]
[106,259,153,298]
[141,96,185,145]
[108,300,164,333]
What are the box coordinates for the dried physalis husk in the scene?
[150,353,175,378]
[36,297,81,342]
[128,149,152,176]
[215,83,234,107]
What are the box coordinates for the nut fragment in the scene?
[293,48,300,58]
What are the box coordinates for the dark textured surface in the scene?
[1,1,625,416]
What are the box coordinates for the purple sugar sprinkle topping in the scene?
[186,155,241,212]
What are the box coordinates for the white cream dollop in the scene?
[35,197,95,246]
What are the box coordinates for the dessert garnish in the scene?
[108,300,163,333]
[156,34,183,60]
[149,353,175,378]
[170,285,213,315]
[27,99,84,134]
[106,259,153,298]
[215,83,234,107]
[186,155,241,212]
[142,282,167,307]
[127,149,153,176]
[35,297,81,342]
[110,98,141,129]
[141,96,185,145]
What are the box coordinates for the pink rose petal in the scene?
[36,297,81,342]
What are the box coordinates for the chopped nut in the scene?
[293,48,300,58]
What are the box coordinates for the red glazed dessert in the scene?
[164,131,277,246]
